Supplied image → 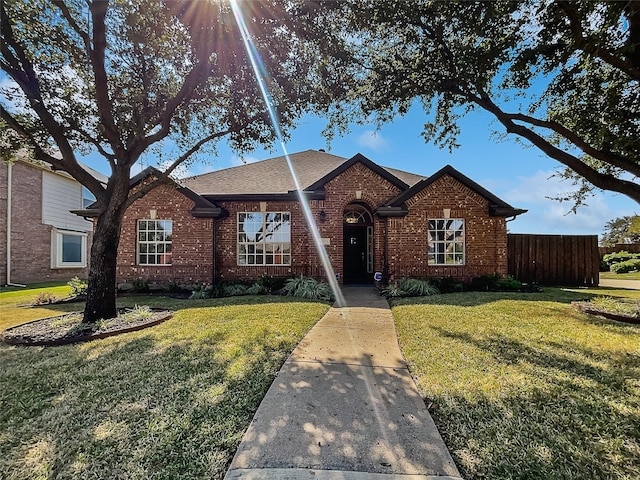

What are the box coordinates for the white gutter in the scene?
[6,163,26,288]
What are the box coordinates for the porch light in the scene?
[319,210,327,223]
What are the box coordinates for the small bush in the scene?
[382,282,408,298]
[470,274,522,292]
[223,283,249,297]
[602,251,640,269]
[163,279,184,293]
[189,283,212,299]
[257,275,290,293]
[245,283,266,295]
[611,258,640,274]
[281,276,335,302]
[383,278,439,298]
[131,278,150,293]
[495,275,522,291]
[67,276,88,296]
[34,292,57,305]
[435,277,465,293]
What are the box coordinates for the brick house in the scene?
[1,158,107,285]
[107,150,525,285]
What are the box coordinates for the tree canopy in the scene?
[601,215,640,246]
[1,0,333,321]
[302,0,640,208]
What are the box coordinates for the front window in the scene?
[238,212,291,265]
[138,220,172,265]
[428,218,465,265]
[51,229,87,268]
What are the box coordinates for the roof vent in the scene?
[318,148,325,152]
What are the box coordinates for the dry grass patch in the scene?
[391,287,640,480]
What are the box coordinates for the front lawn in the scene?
[0,290,329,479]
[392,287,640,480]
[600,271,640,281]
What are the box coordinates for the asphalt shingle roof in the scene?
[182,149,425,195]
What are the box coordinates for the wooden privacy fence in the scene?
[599,244,640,256]
[508,234,600,286]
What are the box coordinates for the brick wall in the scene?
[116,184,214,283]
[214,162,403,283]
[115,164,509,285]
[387,174,508,281]
[1,162,91,285]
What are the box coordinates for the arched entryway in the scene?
[343,203,374,284]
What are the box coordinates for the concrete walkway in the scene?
[224,286,462,480]
[599,278,640,290]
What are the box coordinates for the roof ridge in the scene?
[184,149,347,180]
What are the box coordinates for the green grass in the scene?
[0,289,330,479]
[0,283,77,331]
[600,271,640,280]
[391,287,640,480]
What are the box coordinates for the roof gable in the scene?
[383,165,526,217]
[305,153,410,192]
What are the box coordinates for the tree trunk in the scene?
[83,188,128,323]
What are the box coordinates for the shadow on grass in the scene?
[389,287,638,309]
[0,308,312,479]
[425,326,640,479]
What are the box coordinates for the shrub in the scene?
[603,251,640,269]
[397,278,439,296]
[383,278,439,298]
[223,283,249,296]
[257,275,290,293]
[245,283,266,295]
[67,276,88,296]
[382,282,408,298]
[434,276,465,293]
[131,278,150,293]
[470,274,522,292]
[495,275,522,291]
[610,259,640,274]
[34,292,57,305]
[281,276,335,302]
[189,283,212,299]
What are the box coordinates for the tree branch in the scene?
[87,0,127,161]
[502,112,640,178]
[557,1,640,81]
[1,105,105,196]
[470,85,640,203]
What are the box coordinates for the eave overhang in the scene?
[375,206,409,217]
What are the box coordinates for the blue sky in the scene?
[81,102,636,239]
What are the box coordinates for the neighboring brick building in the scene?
[0,158,107,285]
[106,150,526,285]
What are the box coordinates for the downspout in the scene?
[6,163,26,287]
[212,219,217,285]
[383,217,389,285]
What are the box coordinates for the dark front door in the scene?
[343,225,368,283]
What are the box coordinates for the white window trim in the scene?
[51,228,88,269]
[428,218,466,266]
[137,219,173,266]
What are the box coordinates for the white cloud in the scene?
[501,170,637,235]
[230,155,260,167]
[357,130,389,152]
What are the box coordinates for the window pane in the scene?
[237,212,291,266]
[62,234,82,263]
[137,219,172,265]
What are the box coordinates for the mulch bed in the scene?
[572,302,640,325]
[1,308,173,347]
